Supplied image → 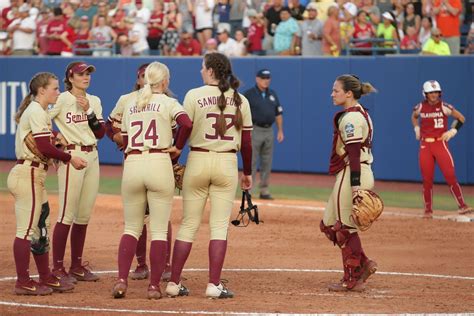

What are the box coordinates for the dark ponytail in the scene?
[204,53,243,138]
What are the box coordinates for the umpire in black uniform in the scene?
[243,69,284,200]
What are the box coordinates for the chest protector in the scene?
[329,106,373,175]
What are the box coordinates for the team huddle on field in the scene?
[7,53,472,299]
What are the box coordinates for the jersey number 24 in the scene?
[130,119,159,147]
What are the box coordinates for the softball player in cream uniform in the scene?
[112,62,192,299]
[320,74,378,292]
[49,62,105,283]
[106,64,175,281]
[166,52,253,299]
[9,72,86,296]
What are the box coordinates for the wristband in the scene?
[451,120,463,131]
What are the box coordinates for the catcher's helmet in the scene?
[423,80,442,94]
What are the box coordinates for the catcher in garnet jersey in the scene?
[411,80,473,219]
[320,74,378,293]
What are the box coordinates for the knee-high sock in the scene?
[209,239,227,285]
[150,240,167,286]
[169,240,192,284]
[52,223,71,270]
[136,224,147,267]
[422,186,433,213]
[166,221,172,266]
[33,252,51,281]
[450,183,467,208]
[118,234,138,280]
[70,223,88,269]
[14,238,31,283]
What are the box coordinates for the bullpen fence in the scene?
[0,56,473,183]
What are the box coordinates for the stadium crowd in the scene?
[0,0,473,56]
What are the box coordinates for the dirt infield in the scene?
[0,192,473,315]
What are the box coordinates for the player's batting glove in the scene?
[414,126,420,140]
[441,128,457,142]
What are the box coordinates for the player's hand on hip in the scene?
[241,174,252,190]
[277,131,284,143]
[414,126,420,140]
[70,156,88,170]
[76,96,90,112]
[441,128,457,142]
[163,146,182,160]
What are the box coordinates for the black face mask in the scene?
[231,190,262,227]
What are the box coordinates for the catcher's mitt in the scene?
[25,132,48,162]
[173,163,185,190]
[350,189,384,231]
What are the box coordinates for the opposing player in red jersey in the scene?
[411,80,473,219]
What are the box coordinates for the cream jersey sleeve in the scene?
[49,91,103,146]
[339,111,366,145]
[15,101,52,161]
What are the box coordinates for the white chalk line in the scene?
[1,268,473,315]
[1,268,473,283]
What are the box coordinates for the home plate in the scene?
[443,214,474,222]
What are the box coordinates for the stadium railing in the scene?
[345,38,401,55]
[72,40,115,55]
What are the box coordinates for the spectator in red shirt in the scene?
[2,0,20,28]
[147,1,165,52]
[75,15,91,55]
[246,9,265,55]
[351,10,375,55]
[60,18,78,56]
[400,25,420,50]
[176,30,201,55]
[36,8,51,55]
[46,7,66,55]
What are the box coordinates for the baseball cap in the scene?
[135,0,143,4]
[70,62,96,74]
[217,24,230,34]
[29,7,39,17]
[137,63,149,78]
[382,11,394,21]
[19,4,30,13]
[306,2,318,11]
[80,15,89,21]
[247,9,258,17]
[256,69,271,79]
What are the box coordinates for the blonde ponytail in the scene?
[137,83,153,110]
[135,62,170,110]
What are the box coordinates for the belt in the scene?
[125,148,166,159]
[191,147,237,153]
[17,159,48,171]
[255,123,272,128]
[421,137,442,143]
[66,144,96,152]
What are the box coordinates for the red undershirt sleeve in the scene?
[345,142,361,186]
[174,114,193,150]
[241,130,252,176]
[35,135,71,162]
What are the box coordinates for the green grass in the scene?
[1,173,472,211]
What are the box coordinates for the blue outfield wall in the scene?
[0,56,473,183]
